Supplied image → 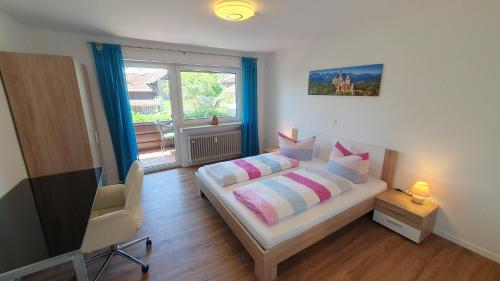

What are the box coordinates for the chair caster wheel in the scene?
[146,239,152,247]
[142,264,149,273]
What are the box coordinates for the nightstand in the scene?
[263,147,280,153]
[373,190,438,243]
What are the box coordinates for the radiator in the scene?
[187,130,241,165]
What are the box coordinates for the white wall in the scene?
[0,11,32,197]
[0,11,32,52]
[264,1,500,262]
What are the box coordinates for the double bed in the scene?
[195,130,397,281]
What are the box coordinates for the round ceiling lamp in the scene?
[215,1,255,21]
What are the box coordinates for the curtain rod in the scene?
[86,41,248,59]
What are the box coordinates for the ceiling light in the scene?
[215,1,255,22]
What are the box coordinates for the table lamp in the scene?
[409,181,431,204]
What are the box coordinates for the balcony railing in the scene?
[134,122,176,169]
[133,122,173,152]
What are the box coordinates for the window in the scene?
[124,63,178,169]
[178,68,239,122]
[124,66,172,124]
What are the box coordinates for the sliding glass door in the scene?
[124,61,180,172]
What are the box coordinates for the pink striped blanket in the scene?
[233,168,351,225]
[204,153,299,187]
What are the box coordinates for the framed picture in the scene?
[308,64,384,96]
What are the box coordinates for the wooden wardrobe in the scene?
[0,52,102,178]
[0,52,103,255]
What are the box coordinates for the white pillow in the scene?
[327,141,370,183]
[278,132,316,161]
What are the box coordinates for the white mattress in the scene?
[197,158,387,249]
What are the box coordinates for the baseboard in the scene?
[433,228,500,264]
[144,164,179,174]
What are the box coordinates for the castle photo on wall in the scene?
[308,64,384,96]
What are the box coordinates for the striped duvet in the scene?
[233,168,351,225]
[204,153,299,187]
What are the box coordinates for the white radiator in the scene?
[187,130,241,165]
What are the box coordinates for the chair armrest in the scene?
[93,184,125,210]
[81,210,138,253]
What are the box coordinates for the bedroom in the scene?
[0,0,498,280]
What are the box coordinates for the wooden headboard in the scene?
[295,128,398,189]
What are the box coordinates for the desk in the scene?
[0,168,101,281]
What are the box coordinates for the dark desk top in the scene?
[0,168,101,274]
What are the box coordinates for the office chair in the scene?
[81,161,151,281]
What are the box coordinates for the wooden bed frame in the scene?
[195,149,397,281]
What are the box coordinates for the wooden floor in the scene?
[26,168,500,281]
[138,148,176,170]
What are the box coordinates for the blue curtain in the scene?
[91,43,138,182]
[241,57,259,157]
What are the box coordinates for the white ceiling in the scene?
[0,0,438,52]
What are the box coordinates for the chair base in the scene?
[85,236,152,281]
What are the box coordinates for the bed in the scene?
[195,129,397,281]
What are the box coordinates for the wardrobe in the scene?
[0,52,102,178]
[0,52,103,255]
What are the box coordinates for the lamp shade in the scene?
[215,1,255,21]
[410,181,431,197]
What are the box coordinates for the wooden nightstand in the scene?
[263,147,280,153]
[373,190,438,243]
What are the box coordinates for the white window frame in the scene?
[175,65,242,127]
[123,60,181,167]
[124,60,181,126]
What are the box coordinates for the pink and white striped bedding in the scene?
[204,153,299,187]
[232,167,351,225]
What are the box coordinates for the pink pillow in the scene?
[278,132,316,161]
[328,141,370,183]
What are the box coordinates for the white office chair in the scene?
[81,161,151,281]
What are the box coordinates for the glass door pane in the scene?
[124,64,179,172]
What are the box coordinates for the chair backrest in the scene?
[123,160,145,227]
[155,121,173,141]
[155,121,164,143]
